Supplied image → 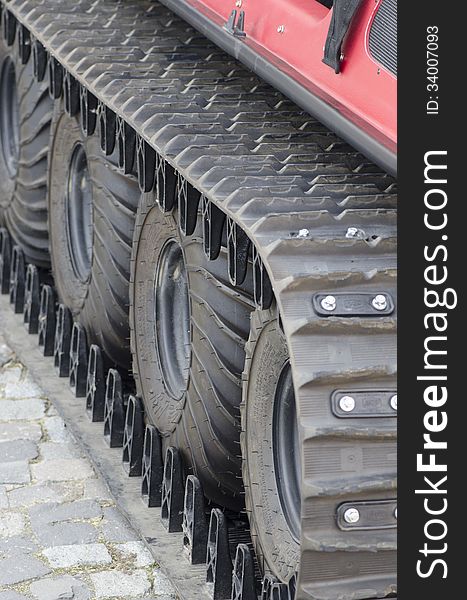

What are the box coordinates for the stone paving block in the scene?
[99,506,139,543]
[8,483,63,507]
[0,534,38,556]
[32,520,99,547]
[0,365,22,385]
[115,541,154,567]
[0,440,38,462]
[0,461,31,484]
[39,441,83,460]
[152,570,178,597]
[0,511,25,537]
[29,575,91,600]
[42,416,71,443]
[0,592,31,600]
[83,478,112,502]
[0,399,46,421]
[0,340,14,366]
[45,405,59,417]
[31,499,101,522]
[43,542,112,568]
[30,500,102,547]
[0,553,51,585]
[31,458,94,482]
[0,484,8,508]
[0,422,42,442]
[3,377,43,399]
[90,570,151,597]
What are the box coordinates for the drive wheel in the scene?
[241,306,300,583]
[48,104,139,369]
[0,38,52,267]
[130,190,254,510]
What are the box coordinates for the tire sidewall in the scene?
[0,38,20,214]
[131,195,189,434]
[242,309,300,582]
[48,108,90,313]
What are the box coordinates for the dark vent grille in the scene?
[369,0,397,76]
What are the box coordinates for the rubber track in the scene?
[0,1,397,598]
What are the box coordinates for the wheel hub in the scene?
[0,58,20,179]
[273,362,301,542]
[65,143,93,282]
[154,239,191,400]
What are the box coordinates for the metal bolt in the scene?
[277,25,285,33]
[235,0,242,6]
[394,507,398,519]
[339,395,356,413]
[346,226,366,239]
[372,294,388,311]
[390,394,397,411]
[296,228,310,239]
[320,295,336,312]
[343,507,360,524]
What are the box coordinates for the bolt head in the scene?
[321,295,336,312]
[394,507,398,519]
[346,226,365,239]
[372,294,388,311]
[343,507,360,524]
[339,395,355,413]
[390,394,397,410]
[277,25,285,33]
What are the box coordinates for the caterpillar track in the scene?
[0,1,397,599]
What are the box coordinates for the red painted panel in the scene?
[184,0,396,153]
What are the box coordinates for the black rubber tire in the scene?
[48,103,139,370]
[0,37,52,267]
[241,306,300,583]
[130,191,254,510]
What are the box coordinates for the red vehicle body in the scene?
[160,0,397,175]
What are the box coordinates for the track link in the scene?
[0,1,397,598]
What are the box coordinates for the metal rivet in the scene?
[394,507,397,519]
[339,396,355,413]
[390,394,397,410]
[372,294,388,311]
[277,25,285,33]
[343,507,360,524]
[320,295,336,312]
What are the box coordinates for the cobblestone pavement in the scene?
[0,334,178,600]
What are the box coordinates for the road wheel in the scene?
[0,38,52,267]
[48,104,139,369]
[241,306,300,583]
[130,190,254,509]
